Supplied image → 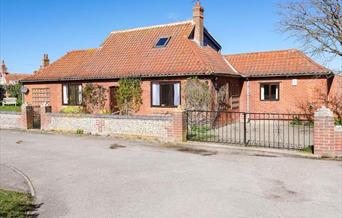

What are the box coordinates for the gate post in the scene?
[314,106,341,157]
[243,112,247,145]
[21,105,33,129]
[173,109,187,142]
[40,104,52,130]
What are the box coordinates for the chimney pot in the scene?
[193,1,204,46]
[1,60,7,74]
[43,54,50,67]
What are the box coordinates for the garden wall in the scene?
[40,108,186,142]
[0,111,22,129]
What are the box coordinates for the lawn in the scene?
[0,105,21,112]
[0,189,36,218]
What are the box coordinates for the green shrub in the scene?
[5,84,23,105]
[188,125,215,141]
[300,146,314,154]
[0,85,5,101]
[60,106,83,114]
[76,129,84,135]
[335,118,342,126]
[191,125,210,134]
[290,117,302,125]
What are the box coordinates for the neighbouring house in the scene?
[1,61,28,85]
[21,2,340,115]
[0,60,29,103]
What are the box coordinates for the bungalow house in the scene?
[21,2,339,115]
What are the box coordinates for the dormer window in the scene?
[155,37,171,48]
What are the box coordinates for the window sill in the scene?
[151,106,179,108]
[260,100,279,102]
[62,104,83,106]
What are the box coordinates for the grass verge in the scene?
[0,105,21,112]
[0,189,38,217]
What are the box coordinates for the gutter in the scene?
[21,71,244,84]
[244,71,332,78]
[21,72,219,84]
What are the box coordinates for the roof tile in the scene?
[224,49,330,77]
[25,21,237,82]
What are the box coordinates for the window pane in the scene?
[152,83,160,106]
[156,37,170,47]
[160,84,174,106]
[173,83,180,106]
[271,85,278,100]
[63,85,68,104]
[264,85,270,100]
[69,85,77,105]
[78,85,83,104]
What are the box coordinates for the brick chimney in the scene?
[42,54,50,67]
[1,60,8,74]
[193,1,204,46]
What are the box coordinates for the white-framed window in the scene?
[62,84,82,105]
[292,79,298,86]
[260,83,279,101]
[151,81,180,107]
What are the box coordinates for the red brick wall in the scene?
[23,77,199,115]
[334,129,342,155]
[24,84,62,113]
[314,107,342,157]
[24,76,331,115]
[240,77,328,114]
[172,110,186,141]
[328,74,342,98]
[139,78,187,115]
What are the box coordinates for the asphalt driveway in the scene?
[0,130,341,218]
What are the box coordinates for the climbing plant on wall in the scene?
[82,83,107,114]
[116,78,142,115]
[185,77,211,110]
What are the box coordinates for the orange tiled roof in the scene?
[224,49,331,77]
[24,21,237,82]
[5,73,29,82]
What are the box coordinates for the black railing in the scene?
[186,110,314,151]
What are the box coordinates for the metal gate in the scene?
[32,106,41,129]
[186,110,314,151]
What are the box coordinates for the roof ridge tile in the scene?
[224,49,298,57]
[110,20,194,35]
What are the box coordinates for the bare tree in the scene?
[279,0,342,57]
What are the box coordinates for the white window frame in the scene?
[260,83,279,101]
[151,81,181,107]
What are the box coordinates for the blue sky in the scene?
[0,0,340,73]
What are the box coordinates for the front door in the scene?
[110,86,119,114]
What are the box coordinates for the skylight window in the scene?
[155,37,171,48]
